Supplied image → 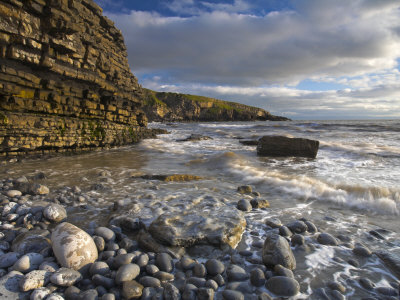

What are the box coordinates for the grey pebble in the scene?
[92,274,115,289]
[250,268,265,287]
[266,276,300,297]
[115,263,140,285]
[237,199,252,212]
[286,220,308,234]
[278,226,292,237]
[156,253,173,272]
[227,265,249,282]
[222,289,244,300]
[317,233,338,246]
[205,259,225,276]
[50,268,82,286]
[90,261,110,276]
[139,276,161,288]
[94,227,115,242]
[194,263,207,277]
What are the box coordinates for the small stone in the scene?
[291,234,305,246]
[94,227,116,242]
[265,218,282,228]
[237,199,252,212]
[347,259,359,267]
[250,268,265,287]
[0,271,28,299]
[115,264,140,285]
[51,222,98,271]
[205,259,225,276]
[146,264,159,276]
[101,294,115,300]
[222,289,244,300]
[262,233,296,270]
[30,184,49,195]
[139,276,161,288]
[359,278,375,290]
[19,270,51,292]
[6,190,22,198]
[187,277,207,288]
[278,226,292,237]
[180,256,196,270]
[93,236,105,252]
[50,268,82,286]
[226,281,253,294]
[30,287,51,300]
[79,289,98,300]
[258,292,273,300]
[317,233,338,246]
[13,252,44,273]
[114,253,134,268]
[266,276,300,297]
[375,286,399,296]
[286,220,308,234]
[163,282,181,300]
[136,253,149,268]
[213,274,225,287]
[237,186,252,194]
[46,293,65,300]
[274,264,294,278]
[194,263,207,277]
[156,253,173,272]
[250,199,270,209]
[65,286,80,300]
[226,265,249,282]
[90,261,110,276]
[92,274,115,289]
[353,245,372,257]
[43,204,67,222]
[304,221,318,233]
[39,261,59,272]
[154,271,174,281]
[327,281,346,293]
[197,287,214,300]
[205,279,218,290]
[0,252,20,268]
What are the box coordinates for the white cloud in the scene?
[104,0,400,119]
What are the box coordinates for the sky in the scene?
[95,0,400,120]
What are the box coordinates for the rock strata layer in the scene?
[0,0,152,156]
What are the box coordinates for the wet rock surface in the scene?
[0,168,399,300]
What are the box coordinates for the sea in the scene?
[3,120,400,298]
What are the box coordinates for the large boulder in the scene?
[262,233,296,270]
[257,136,319,158]
[51,222,98,271]
[148,205,246,249]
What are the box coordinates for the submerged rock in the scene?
[176,134,213,142]
[148,205,246,249]
[140,174,203,182]
[51,222,98,271]
[257,135,319,158]
[262,233,296,270]
[376,251,400,279]
[266,276,300,297]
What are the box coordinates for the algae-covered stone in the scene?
[51,222,98,271]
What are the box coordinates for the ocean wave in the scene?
[196,152,399,215]
[320,141,400,158]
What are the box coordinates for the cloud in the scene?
[104,0,400,119]
[109,1,400,86]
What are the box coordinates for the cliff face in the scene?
[0,0,151,156]
[142,89,290,122]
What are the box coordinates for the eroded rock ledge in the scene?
[0,0,150,156]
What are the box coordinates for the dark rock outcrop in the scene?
[142,89,290,122]
[0,0,153,156]
[257,135,319,158]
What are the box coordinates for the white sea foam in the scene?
[198,151,400,215]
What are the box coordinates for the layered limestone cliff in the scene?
[0,0,153,156]
[142,89,290,122]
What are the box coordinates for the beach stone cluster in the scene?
[1,176,399,300]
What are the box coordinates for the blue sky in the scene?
[96,0,400,119]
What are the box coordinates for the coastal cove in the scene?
[1,120,399,299]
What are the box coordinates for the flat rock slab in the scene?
[257,135,319,158]
[140,174,203,182]
[148,205,246,249]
